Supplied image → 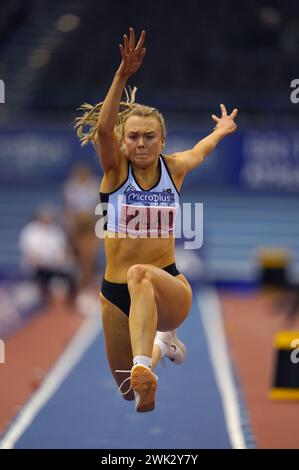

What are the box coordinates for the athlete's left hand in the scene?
[211,104,238,136]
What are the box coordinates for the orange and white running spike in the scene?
[130,364,158,413]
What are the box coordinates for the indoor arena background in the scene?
[0,0,299,450]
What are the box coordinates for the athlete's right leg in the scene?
[99,292,135,401]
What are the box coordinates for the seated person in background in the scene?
[19,206,76,303]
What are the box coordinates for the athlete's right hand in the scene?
[116,28,146,78]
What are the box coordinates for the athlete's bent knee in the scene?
[127,264,151,284]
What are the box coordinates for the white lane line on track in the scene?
[197,287,247,449]
[0,314,101,449]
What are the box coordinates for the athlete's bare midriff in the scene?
[103,233,176,282]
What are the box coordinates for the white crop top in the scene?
[99,155,180,237]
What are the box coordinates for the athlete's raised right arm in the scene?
[97,28,146,173]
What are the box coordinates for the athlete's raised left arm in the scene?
[171,104,238,175]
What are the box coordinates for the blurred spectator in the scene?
[62,163,100,288]
[19,206,76,303]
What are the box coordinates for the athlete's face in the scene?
[123,116,164,167]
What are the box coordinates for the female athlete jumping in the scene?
[75,28,238,412]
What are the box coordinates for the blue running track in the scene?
[1,288,254,449]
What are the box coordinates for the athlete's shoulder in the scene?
[161,152,180,167]
[161,152,186,177]
[160,153,185,192]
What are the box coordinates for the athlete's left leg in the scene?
[127,264,192,361]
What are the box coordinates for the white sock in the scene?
[133,355,152,369]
